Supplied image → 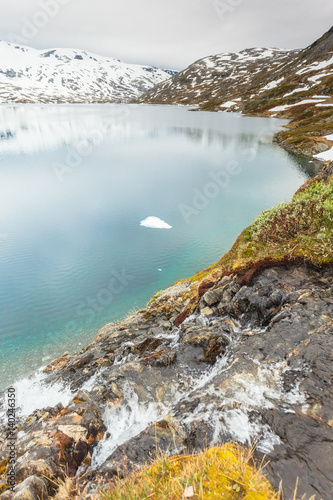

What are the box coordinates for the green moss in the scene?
[223,177,333,270]
[146,290,164,307]
[0,483,10,494]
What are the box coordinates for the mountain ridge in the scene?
[137,27,333,160]
[0,41,175,103]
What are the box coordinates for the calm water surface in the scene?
[0,104,315,389]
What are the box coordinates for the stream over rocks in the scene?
[0,264,332,499]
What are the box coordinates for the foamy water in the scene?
[0,369,73,423]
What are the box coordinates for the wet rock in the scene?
[0,492,13,500]
[204,336,229,363]
[1,263,332,499]
[98,418,183,478]
[141,349,177,367]
[229,283,284,326]
[15,460,54,486]
[184,421,214,452]
[262,409,333,500]
[130,337,164,355]
[221,282,241,303]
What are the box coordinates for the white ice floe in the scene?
[140,216,172,229]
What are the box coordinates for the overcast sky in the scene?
[0,0,332,69]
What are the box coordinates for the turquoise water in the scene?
[0,104,315,390]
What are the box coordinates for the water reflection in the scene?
[0,104,315,390]
[0,104,283,156]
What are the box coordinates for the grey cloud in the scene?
[0,0,332,69]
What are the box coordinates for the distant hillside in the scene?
[0,42,174,103]
[136,47,296,109]
[138,27,333,160]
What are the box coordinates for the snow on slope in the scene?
[139,27,333,114]
[138,47,296,107]
[0,42,174,103]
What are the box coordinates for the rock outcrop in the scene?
[1,261,332,499]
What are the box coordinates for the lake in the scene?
[0,104,315,390]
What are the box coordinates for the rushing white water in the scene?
[0,369,73,423]
[91,382,169,468]
[92,345,235,468]
[180,360,307,453]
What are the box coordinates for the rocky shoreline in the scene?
[1,238,333,498]
[0,157,332,498]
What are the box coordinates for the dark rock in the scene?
[262,409,333,500]
[1,263,332,499]
[141,349,177,367]
[98,418,183,478]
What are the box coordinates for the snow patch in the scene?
[261,77,284,91]
[314,135,333,161]
[283,87,310,97]
[221,101,237,108]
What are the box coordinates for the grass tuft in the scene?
[100,443,277,500]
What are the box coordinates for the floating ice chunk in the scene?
[140,216,172,229]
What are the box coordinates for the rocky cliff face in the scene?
[0,165,332,499]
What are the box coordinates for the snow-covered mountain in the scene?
[136,47,297,108]
[137,27,333,160]
[138,27,333,114]
[0,42,175,103]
